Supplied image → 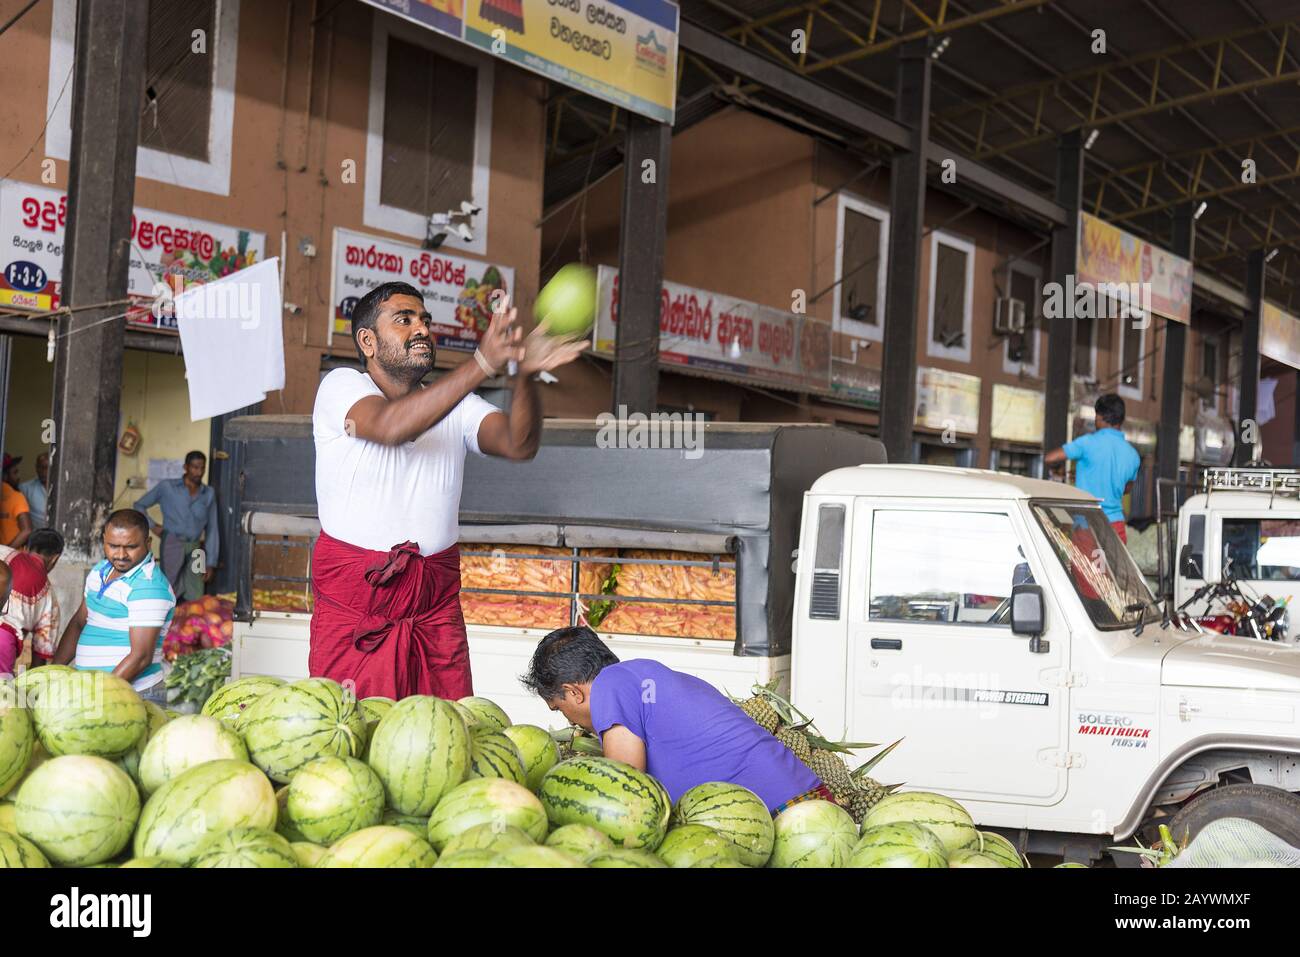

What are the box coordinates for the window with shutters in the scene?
[365,17,493,255]
[45,0,239,194]
[140,0,217,161]
[927,232,974,362]
[834,195,889,341]
[1002,266,1041,377]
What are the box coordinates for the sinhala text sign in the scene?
[330,227,516,353]
[0,179,265,331]
[593,265,832,393]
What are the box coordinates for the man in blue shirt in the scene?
[133,450,219,601]
[1045,394,1141,542]
[18,452,49,529]
[522,626,822,812]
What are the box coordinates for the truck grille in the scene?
[809,571,840,620]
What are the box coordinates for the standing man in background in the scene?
[0,454,31,548]
[133,450,220,601]
[19,452,50,529]
[1045,394,1141,542]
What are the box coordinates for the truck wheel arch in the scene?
[1114,733,1300,840]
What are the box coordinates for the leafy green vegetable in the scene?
[164,646,232,708]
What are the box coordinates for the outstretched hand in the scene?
[518,319,590,376]
[479,298,525,373]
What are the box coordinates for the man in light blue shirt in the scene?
[18,452,49,529]
[1045,394,1141,542]
[133,450,219,601]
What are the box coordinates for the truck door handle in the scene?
[870,638,902,650]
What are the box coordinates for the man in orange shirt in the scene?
[0,454,31,548]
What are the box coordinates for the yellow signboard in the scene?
[915,367,981,435]
[1077,212,1192,324]
[990,384,1044,445]
[1262,301,1300,370]
[464,0,678,123]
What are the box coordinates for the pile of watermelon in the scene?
[0,668,1032,868]
[162,595,234,662]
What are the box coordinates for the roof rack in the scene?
[1203,467,1300,506]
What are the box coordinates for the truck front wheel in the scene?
[1168,783,1300,848]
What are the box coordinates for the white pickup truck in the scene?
[225,413,1300,861]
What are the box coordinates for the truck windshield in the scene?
[1032,503,1158,630]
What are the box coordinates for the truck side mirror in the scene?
[1011,584,1048,653]
[1179,543,1202,579]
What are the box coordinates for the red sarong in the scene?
[308,530,473,699]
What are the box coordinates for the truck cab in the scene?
[1171,468,1300,642]
[792,464,1300,859]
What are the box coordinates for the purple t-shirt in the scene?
[589,659,820,812]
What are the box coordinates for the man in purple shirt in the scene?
[522,626,821,812]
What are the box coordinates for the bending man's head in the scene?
[521,626,619,731]
[1095,393,1126,428]
[101,509,152,575]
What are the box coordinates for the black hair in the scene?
[351,282,426,363]
[1095,393,1126,427]
[27,528,63,558]
[104,508,150,539]
[520,626,619,701]
[184,450,206,466]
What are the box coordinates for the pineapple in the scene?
[740,695,781,733]
[844,777,893,823]
[805,749,853,793]
[775,725,812,762]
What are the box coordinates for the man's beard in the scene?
[373,334,435,382]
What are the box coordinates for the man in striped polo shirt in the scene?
[53,509,175,698]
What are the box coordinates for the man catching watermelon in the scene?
[310,281,586,699]
[522,626,825,813]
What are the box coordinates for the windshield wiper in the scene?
[1125,602,1149,638]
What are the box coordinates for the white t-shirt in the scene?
[312,368,500,555]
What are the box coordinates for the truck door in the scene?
[1216,512,1300,640]
[846,501,1067,804]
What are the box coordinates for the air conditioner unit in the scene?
[994,297,1027,336]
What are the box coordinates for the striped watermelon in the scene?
[978,831,1025,868]
[0,802,15,834]
[539,757,671,850]
[545,823,613,860]
[440,822,534,856]
[368,696,471,815]
[276,786,308,842]
[318,825,438,868]
[656,824,743,868]
[134,759,277,865]
[468,729,527,784]
[672,782,774,867]
[502,724,560,792]
[285,755,385,845]
[381,808,429,838]
[457,696,510,731]
[0,830,49,867]
[359,696,395,756]
[0,700,33,798]
[138,714,247,795]
[33,671,146,759]
[849,822,948,868]
[450,701,480,731]
[769,800,859,868]
[586,848,669,868]
[15,755,140,865]
[118,857,175,868]
[201,676,285,729]
[434,849,509,868]
[948,848,1008,868]
[115,700,171,787]
[497,845,586,868]
[426,778,548,852]
[240,678,366,783]
[292,842,328,867]
[861,791,978,854]
[191,827,298,868]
